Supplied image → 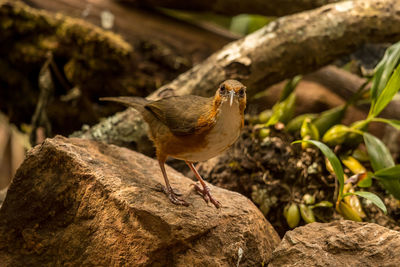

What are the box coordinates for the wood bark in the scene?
[78,0,400,153]
[306,66,368,101]
[118,0,340,17]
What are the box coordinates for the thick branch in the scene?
[306,66,400,119]
[306,66,367,101]
[149,0,400,99]
[118,0,340,17]
[79,0,400,152]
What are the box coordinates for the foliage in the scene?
[370,41,400,113]
[264,75,301,127]
[230,14,273,35]
[160,9,273,36]
[293,139,387,215]
[287,41,400,223]
[363,133,400,200]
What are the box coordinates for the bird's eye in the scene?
[219,85,226,94]
[238,88,245,97]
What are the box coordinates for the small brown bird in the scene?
[100,80,246,208]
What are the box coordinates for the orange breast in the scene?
[163,100,243,162]
[154,127,210,162]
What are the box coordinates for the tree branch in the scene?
[306,66,400,119]
[306,66,367,101]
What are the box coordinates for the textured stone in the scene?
[269,220,400,267]
[0,136,280,266]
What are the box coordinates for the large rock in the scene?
[269,220,400,266]
[0,136,280,266]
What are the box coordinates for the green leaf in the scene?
[286,113,318,133]
[265,77,301,127]
[364,133,400,200]
[299,204,316,223]
[311,201,333,209]
[230,14,272,35]
[337,201,362,222]
[280,75,302,102]
[375,165,400,179]
[247,15,273,34]
[352,149,369,162]
[266,92,296,126]
[230,14,251,35]
[363,133,395,172]
[370,41,400,105]
[372,65,400,117]
[313,105,347,135]
[357,172,373,188]
[321,124,350,146]
[300,118,319,140]
[372,118,400,130]
[293,140,344,198]
[344,191,387,214]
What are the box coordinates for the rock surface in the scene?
[0,136,280,266]
[269,220,400,266]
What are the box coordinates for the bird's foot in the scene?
[193,183,221,208]
[155,183,183,196]
[167,191,190,206]
[155,183,189,206]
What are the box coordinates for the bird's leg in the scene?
[186,161,221,208]
[158,159,189,206]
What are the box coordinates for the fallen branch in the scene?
[306,66,400,119]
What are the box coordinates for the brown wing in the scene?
[145,95,214,135]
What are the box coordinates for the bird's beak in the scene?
[229,90,235,107]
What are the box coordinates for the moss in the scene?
[55,15,132,57]
[0,0,139,135]
[0,0,132,74]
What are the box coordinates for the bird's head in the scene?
[214,80,246,112]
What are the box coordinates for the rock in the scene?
[0,136,280,266]
[269,220,400,266]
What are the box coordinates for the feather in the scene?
[145,95,215,135]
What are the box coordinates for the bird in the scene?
[100,80,246,208]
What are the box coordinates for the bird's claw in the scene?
[192,184,209,203]
[155,183,183,196]
[155,183,188,206]
[193,183,221,208]
[168,191,190,206]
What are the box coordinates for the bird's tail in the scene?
[100,96,150,113]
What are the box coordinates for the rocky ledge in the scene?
[0,136,280,266]
[269,220,400,266]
